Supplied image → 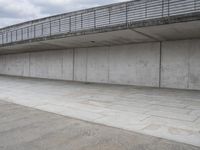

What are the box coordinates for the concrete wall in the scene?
[161,39,200,90]
[0,53,29,76]
[0,50,74,80]
[74,43,160,86]
[74,48,87,82]
[29,50,73,80]
[0,55,6,75]
[109,44,160,86]
[0,39,200,90]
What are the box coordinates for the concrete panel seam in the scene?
[73,49,75,81]
[86,48,88,82]
[28,52,31,76]
[159,42,162,88]
[108,46,110,83]
[187,44,190,89]
[61,50,64,79]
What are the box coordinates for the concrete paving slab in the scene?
[0,75,200,147]
[0,101,199,150]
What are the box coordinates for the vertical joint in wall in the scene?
[72,48,75,81]
[86,48,88,82]
[159,42,162,88]
[29,52,31,76]
[107,46,110,83]
[187,44,190,89]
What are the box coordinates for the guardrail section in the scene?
[0,0,200,45]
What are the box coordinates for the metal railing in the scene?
[0,0,200,45]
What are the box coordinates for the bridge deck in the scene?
[0,0,200,48]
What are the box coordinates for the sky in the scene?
[0,0,127,28]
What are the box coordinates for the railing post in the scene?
[162,0,164,17]
[16,30,17,41]
[109,7,111,24]
[69,16,71,32]
[11,31,12,42]
[168,0,170,16]
[59,18,61,32]
[145,1,147,18]
[50,21,52,36]
[126,2,128,24]
[94,10,96,29]
[2,33,3,44]
[42,23,44,36]
[6,32,8,43]
[75,15,77,32]
[34,25,36,38]
[3,33,4,44]
[27,27,29,39]
[80,13,83,29]
[21,28,23,40]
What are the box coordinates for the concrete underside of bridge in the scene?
[0,19,200,90]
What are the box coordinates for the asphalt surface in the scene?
[0,100,199,150]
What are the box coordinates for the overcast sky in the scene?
[0,0,127,28]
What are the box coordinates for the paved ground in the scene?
[0,100,199,150]
[0,75,200,147]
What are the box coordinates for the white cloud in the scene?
[0,0,127,28]
[0,0,43,18]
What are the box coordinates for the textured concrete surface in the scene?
[0,75,200,147]
[1,100,199,150]
[108,43,160,86]
[0,42,160,87]
[30,50,74,80]
[1,39,200,90]
[161,39,200,90]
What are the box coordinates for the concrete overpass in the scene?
[0,0,200,90]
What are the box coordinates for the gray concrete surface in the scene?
[0,42,160,87]
[161,39,200,90]
[30,50,74,80]
[0,75,200,147]
[0,100,199,150]
[0,39,200,90]
[108,43,160,86]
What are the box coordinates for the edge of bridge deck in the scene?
[1,12,200,48]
